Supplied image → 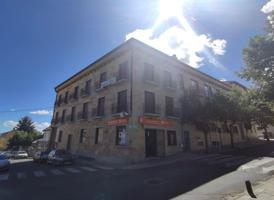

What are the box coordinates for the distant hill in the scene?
[0,130,16,150]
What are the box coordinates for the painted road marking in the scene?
[198,155,232,162]
[33,170,46,177]
[50,169,64,175]
[65,167,81,173]
[93,165,114,170]
[17,172,27,179]
[190,154,220,161]
[80,166,98,172]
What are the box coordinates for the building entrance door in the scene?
[66,134,72,152]
[182,131,191,151]
[145,129,157,157]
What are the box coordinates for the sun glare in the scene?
[158,0,185,21]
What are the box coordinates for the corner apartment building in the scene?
[50,38,257,163]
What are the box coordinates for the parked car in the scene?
[47,149,74,166]
[2,151,14,159]
[0,155,10,171]
[13,151,28,159]
[33,150,51,163]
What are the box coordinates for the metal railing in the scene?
[143,103,161,115]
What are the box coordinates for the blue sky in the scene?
[0,0,271,133]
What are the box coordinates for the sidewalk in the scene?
[76,140,272,170]
[172,157,274,200]
[224,175,274,199]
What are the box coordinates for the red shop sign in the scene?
[139,117,172,127]
[106,117,129,126]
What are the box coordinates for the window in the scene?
[71,106,75,122]
[118,61,129,80]
[233,126,239,134]
[117,90,127,113]
[55,112,59,121]
[144,63,154,81]
[144,91,155,113]
[222,124,229,133]
[167,131,177,145]
[164,71,172,87]
[83,102,89,119]
[116,126,128,146]
[191,80,199,93]
[179,74,184,88]
[74,86,79,99]
[58,94,62,106]
[58,131,63,142]
[61,110,66,123]
[95,127,104,144]
[165,96,174,116]
[100,72,107,84]
[85,80,91,92]
[64,91,69,103]
[97,97,105,116]
[204,85,210,97]
[79,129,86,144]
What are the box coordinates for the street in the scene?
[1,143,274,200]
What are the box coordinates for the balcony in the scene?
[66,115,75,123]
[143,103,161,116]
[111,103,129,116]
[51,118,60,125]
[80,88,91,98]
[165,107,181,118]
[77,111,88,121]
[91,108,105,118]
[69,93,78,102]
[116,72,129,82]
[163,81,177,90]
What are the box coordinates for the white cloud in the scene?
[261,0,274,14]
[30,109,52,116]
[126,21,226,68]
[219,78,227,82]
[3,120,18,129]
[34,122,50,132]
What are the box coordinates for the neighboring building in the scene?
[32,126,51,152]
[49,38,257,163]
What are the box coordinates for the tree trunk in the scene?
[204,131,209,153]
[228,124,234,149]
[264,127,270,141]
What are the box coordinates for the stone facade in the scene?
[50,39,258,163]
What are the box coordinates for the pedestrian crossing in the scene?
[190,153,253,168]
[0,165,104,182]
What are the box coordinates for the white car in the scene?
[0,155,10,171]
[14,151,28,159]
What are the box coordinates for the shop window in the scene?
[116,126,128,146]
[95,127,104,144]
[167,131,177,146]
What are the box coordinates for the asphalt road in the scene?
[1,143,274,200]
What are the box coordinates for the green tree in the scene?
[181,90,216,153]
[248,90,274,141]
[213,88,249,149]
[15,116,36,133]
[8,131,41,149]
[241,14,274,102]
